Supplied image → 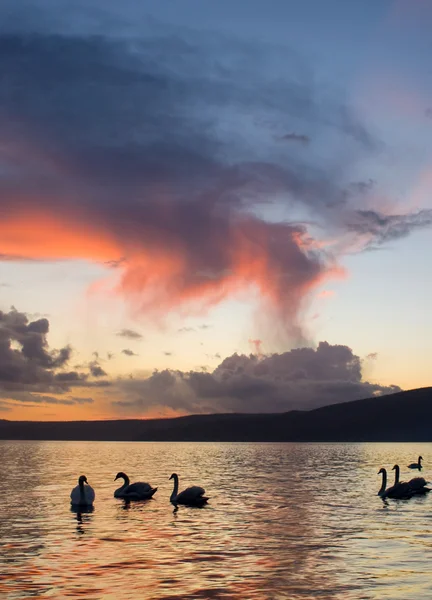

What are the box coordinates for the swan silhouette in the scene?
[408,456,423,470]
[169,473,208,506]
[377,468,413,499]
[392,464,430,495]
[70,475,95,507]
[114,472,157,500]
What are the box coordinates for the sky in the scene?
[0,0,431,421]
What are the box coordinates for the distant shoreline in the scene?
[1,387,432,442]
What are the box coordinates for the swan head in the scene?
[392,464,398,471]
[114,471,127,482]
[377,468,386,475]
[78,475,88,485]
[419,456,423,461]
[169,473,178,480]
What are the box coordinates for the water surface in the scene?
[1,441,431,599]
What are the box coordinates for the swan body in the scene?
[408,456,423,470]
[114,472,157,500]
[169,473,208,506]
[377,468,413,499]
[70,475,95,506]
[393,464,430,495]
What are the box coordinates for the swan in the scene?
[114,472,157,500]
[393,464,430,495]
[70,475,95,506]
[169,473,208,506]
[408,456,423,470]
[377,468,413,499]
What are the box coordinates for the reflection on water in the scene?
[0,441,432,599]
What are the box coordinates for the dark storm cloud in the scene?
[112,342,401,415]
[116,329,143,340]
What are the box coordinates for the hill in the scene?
[0,387,431,442]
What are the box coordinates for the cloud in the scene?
[88,360,107,377]
[178,327,195,333]
[0,18,372,339]
[121,349,137,356]
[0,307,109,404]
[116,329,143,340]
[0,9,428,338]
[248,339,263,356]
[0,308,73,389]
[112,341,401,415]
[345,209,432,247]
[279,132,310,144]
[163,351,173,356]
[0,391,94,406]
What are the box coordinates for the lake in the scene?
[0,441,431,599]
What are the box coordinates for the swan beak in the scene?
[169,475,173,480]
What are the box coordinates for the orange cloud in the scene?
[0,202,342,335]
[317,289,335,299]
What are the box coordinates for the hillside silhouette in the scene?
[1,387,431,441]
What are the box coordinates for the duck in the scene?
[114,472,157,500]
[408,456,423,470]
[377,468,413,499]
[169,473,208,506]
[70,475,95,507]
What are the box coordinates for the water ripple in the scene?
[1,441,431,599]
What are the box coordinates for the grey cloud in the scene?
[88,360,107,377]
[0,307,105,401]
[346,209,432,246]
[116,329,143,340]
[279,132,310,144]
[112,342,401,415]
[0,308,73,387]
[121,348,137,356]
[1,391,94,406]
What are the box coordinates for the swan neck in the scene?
[379,471,387,495]
[394,466,400,485]
[171,476,179,500]
[122,474,130,487]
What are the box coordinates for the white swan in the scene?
[169,473,208,506]
[408,455,423,470]
[114,472,157,500]
[393,464,430,495]
[70,475,95,506]
[377,468,413,499]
